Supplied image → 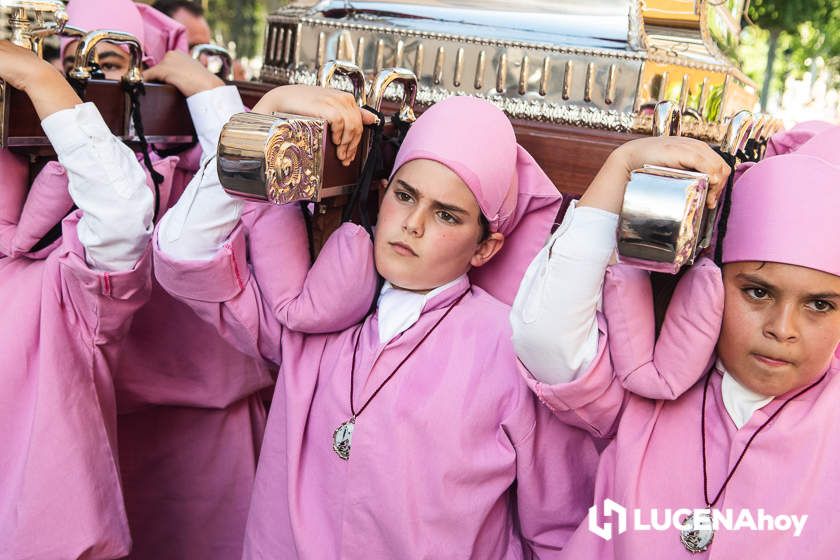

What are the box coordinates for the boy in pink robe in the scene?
[154,95,599,558]
[62,2,378,557]
[0,42,155,559]
[512,128,840,559]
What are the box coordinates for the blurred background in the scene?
[139,0,840,125]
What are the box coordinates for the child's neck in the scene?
[386,275,467,296]
[389,283,431,295]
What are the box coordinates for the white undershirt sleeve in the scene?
[157,86,246,261]
[511,201,619,384]
[42,102,153,272]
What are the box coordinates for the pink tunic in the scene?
[13,150,259,559]
[0,215,151,560]
[524,267,840,559]
[117,196,367,559]
[154,220,598,560]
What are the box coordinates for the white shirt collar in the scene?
[718,360,773,429]
[376,275,465,344]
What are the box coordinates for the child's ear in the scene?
[471,233,505,268]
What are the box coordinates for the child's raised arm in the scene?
[604,257,724,400]
[154,85,379,363]
[511,137,730,436]
[0,40,154,275]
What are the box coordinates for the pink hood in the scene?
[63,0,188,67]
[391,96,563,305]
[724,125,840,277]
[764,120,833,158]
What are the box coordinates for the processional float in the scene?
[216,0,780,275]
[0,1,782,278]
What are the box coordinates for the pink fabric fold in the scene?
[0,157,74,259]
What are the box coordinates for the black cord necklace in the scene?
[332,289,468,460]
[679,368,827,552]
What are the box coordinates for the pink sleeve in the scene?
[56,212,152,344]
[603,258,723,400]
[244,204,378,334]
[154,217,286,364]
[518,314,627,438]
[153,207,377,365]
[514,402,599,556]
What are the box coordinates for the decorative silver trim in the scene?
[475,50,486,90]
[375,38,385,72]
[270,14,647,61]
[355,36,365,67]
[263,65,635,130]
[316,31,325,67]
[496,52,507,93]
[454,47,464,87]
[698,76,709,117]
[259,6,760,135]
[628,0,646,51]
[653,100,681,137]
[562,60,572,100]
[270,11,756,85]
[518,54,529,96]
[395,39,405,67]
[293,23,303,65]
[284,27,294,61]
[433,46,445,85]
[539,56,551,97]
[678,73,689,111]
[658,71,669,102]
[605,63,617,105]
[413,43,424,77]
[584,61,595,102]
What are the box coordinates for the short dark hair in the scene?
[478,214,491,242]
[152,0,204,17]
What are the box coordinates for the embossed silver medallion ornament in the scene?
[332,417,355,460]
[680,509,714,553]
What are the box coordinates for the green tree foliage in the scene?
[746,0,840,108]
[203,0,265,58]
[139,0,277,59]
[749,0,832,31]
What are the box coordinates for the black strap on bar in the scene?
[712,148,737,266]
[341,105,385,235]
[123,80,165,222]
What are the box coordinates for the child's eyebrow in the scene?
[97,50,128,62]
[431,201,469,215]
[806,291,840,300]
[396,179,470,216]
[736,273,774,289]
[737,273,840,300]
[396,179,419,198]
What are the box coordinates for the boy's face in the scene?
[64,40,132,81]
[373,159,504,293]
[718,261,840,396]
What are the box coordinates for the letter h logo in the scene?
[588,499,628,541]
